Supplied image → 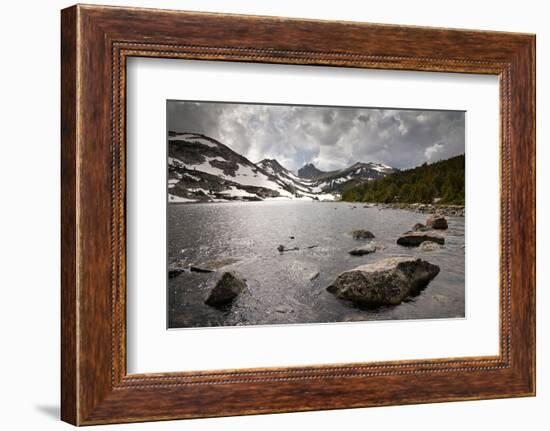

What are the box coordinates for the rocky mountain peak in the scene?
[297,163,326,179]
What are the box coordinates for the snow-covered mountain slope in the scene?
[256,159,331,199]
[306,162,397,192]
[167,132,396,203]
[168,133,336,202]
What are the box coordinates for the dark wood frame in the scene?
[61,4,536,426]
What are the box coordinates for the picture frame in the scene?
[61,4,535,425]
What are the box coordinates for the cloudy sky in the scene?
[167,101,465,171]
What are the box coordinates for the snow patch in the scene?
[169,133,218,148]
[183,173,201,182]
[168,157,185,168]
[168,194,196,203]
[218,186,257,198]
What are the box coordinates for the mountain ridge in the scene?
[168,132,397,203]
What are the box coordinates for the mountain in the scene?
[256,159,326,199]
[341,154,465,205]
[308,162,397,192]
[168,132,336,202]
[297,163,326,179]
[167,132,396,203]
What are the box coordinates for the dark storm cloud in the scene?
[167,101,465,171]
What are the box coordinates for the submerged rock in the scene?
[348,243,377,256]
[432,294,449,304]
[419,241,442,251]
[205,272,246,307]
[426,214,448,230]
[397,231,445,246]
[286,261,320,283]
[350,230,375,240]
[275,307,294,314]
[327,256,440,306]
[198,257,241,271]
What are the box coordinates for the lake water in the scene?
[168,201,465,328]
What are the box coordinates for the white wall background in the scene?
[0,0,546,429]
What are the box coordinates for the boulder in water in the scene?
[350,229,375,240]
[327,256,440,306]
[205,272,246,307]
[397,231,445,246]
[426,214,448,229]
[348,243,377,256]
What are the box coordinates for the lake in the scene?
[168,201,465,328]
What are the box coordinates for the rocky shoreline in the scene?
[363,202,465,217]
[170,199,464,217]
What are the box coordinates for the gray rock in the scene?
[189,266,215,273]
[348,243,377,256]
[275,307,294,314]
[168,260,187,278]
[205,272,246,307]
[413,222,428,232]
[419,241,442,251]
[327,256,440,306]
[309,271,320,281]
[168,268,185,278]
[277,245,299,253]
[426,214,448,229]
[397,231,445,246]
[351,229,375,240]
[169,257,239,277]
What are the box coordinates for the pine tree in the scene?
[341,155,464,205]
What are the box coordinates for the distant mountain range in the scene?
[167,131,397,203]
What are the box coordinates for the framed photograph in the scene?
[61,4,535,425]
[164,100,465,329]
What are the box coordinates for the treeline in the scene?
[341,154,465,205]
